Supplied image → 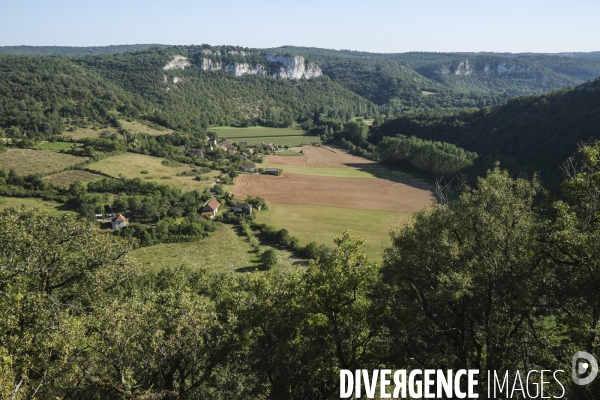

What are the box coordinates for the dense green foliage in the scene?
[377,135,478,176]
[372,80,600,186]
[5,143,600,398]
[0,55,141,138]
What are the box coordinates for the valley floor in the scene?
[230,145,434,263]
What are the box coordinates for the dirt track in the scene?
[230,174,435,213]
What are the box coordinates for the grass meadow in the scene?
[254,204,412,263]
[0,149,86,176]
[212,126,320,147]
[119,119,172,136]
[43,170,103,189]
[86,153,219,192]
[62,126,121,141]
[132,224,303,274]
[261,162,377,178]
[0,196,74,215]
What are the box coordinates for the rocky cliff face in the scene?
[163,55,190,70]
[576,77,600,91]
[434,60,472,75]
[200,58,268,76]
[163,53,322,80]
[432,59,538,76]
[199,54,321,79]
[488,62,531,74]
[261,53,322,79]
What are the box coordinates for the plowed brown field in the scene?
[266,145,376,168]
[230,174,435,213]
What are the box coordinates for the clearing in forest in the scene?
[119,119,172,136]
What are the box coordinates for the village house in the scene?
[200,198,221,218]
[240,162,256,173]
[238,141,247,147]
[265,168,280,176]
[241,152,248,160]
[233,203,253,215]
[267,143,276,152]
[186,149,204,158]
[248,148,254,155]
[227,149,237,156]
[111,214,129,230]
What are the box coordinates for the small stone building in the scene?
[200,198,221,218]
[111,214,129,230]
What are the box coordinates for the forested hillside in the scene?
[370,78,600,186]
[270,46,600,109]
[0,47,375,137]
[5,44,600,116]
[0,44,171,56]
[0,55,147,139]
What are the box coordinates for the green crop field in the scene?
[0,149,87,176]
[0,196,74,215]
[261,161,425,182]
[132,224,303,273]
[86,153,219,192]
[212,126,320,147]
[261,162,376,178]
[255,204,413,263]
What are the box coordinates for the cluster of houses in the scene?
[100,136,270,231]
[199,198,253,219]
[108,197,253,231]
[184,137,277,161]
[239,162,279,175]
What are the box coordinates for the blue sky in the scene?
[2,0,599,53]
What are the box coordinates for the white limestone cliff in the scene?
[163,55,191,71]
[225,63,267,76]
[433,60,472,75]
[261,53,322,79]
[198,54,322,79]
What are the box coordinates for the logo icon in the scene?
[572,351,598,385]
